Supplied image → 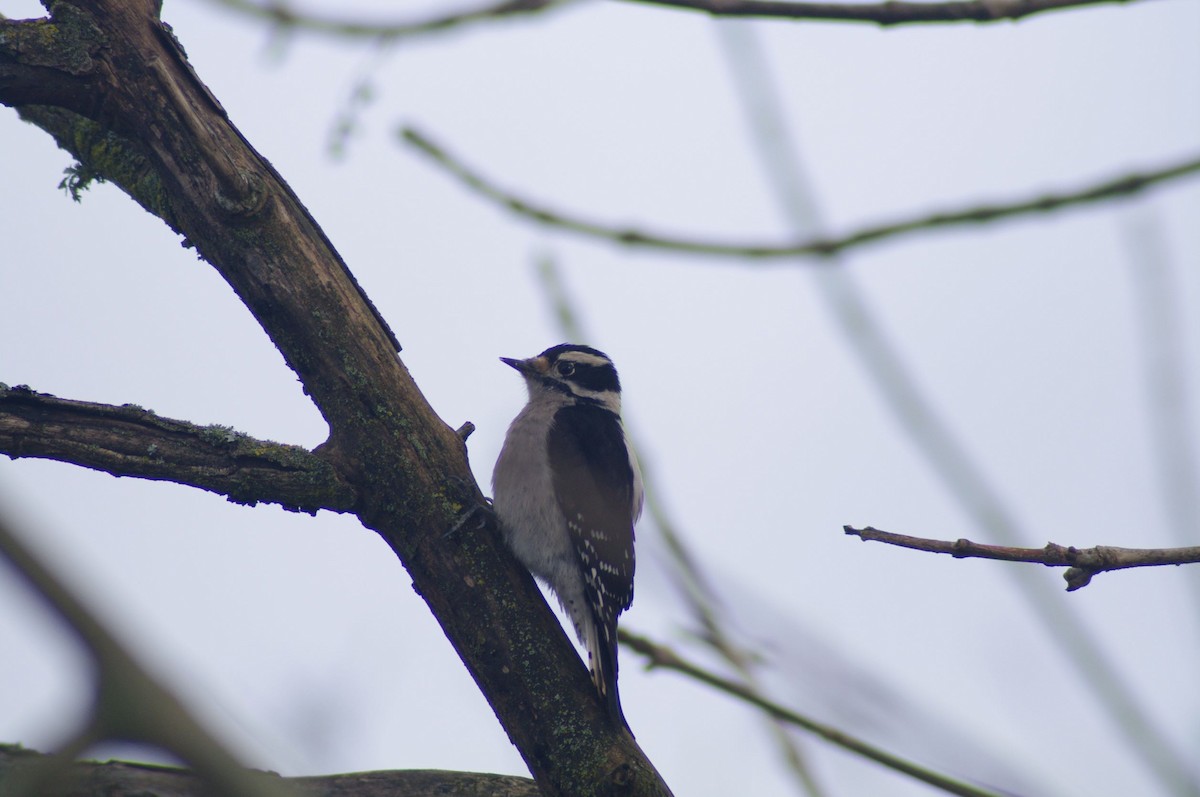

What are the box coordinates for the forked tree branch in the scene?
[0,385,354,514]
[844,525,1200,590]
[401,127,1200,262]
[0,3,670,794]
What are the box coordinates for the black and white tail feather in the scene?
[492,344,642,731]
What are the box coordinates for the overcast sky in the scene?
[2,1,1199,795]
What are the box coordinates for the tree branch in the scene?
[0,385,355,514]
[844,525,1200,590]
[623,0,1145,25]
[620,631,1006,797]
[1,3,671,794]
[400,127,1200,262]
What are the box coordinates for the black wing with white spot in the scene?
[547,403,636,724]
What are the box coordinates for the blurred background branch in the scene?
[620,630,1007,797]
[1120,209,1200,610]
[402,127,1200,262]
[0,510,294,797]
[202,0,578,40]
[206,0,1146,34]
[624,0,1146,25]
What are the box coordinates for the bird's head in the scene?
[502,344,622,413]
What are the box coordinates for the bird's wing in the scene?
[548,404,637,614]
[547,403,637,722]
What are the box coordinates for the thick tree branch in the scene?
[623,0,1144,25]
[0,385,354,514]
[1,3,670,794]
[844,525,1200,590]
[0,9,103,114]
[401,127,1200,262]
[620,631,1005,797]
[0,744,540,796]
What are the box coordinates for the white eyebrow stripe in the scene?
[557,351,612,368]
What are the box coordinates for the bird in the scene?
[492,343,643,730]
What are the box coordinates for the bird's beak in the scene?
[501,355,550,376]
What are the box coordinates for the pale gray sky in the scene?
[2,1,1199,795]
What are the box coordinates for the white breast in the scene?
[492,399,579,587]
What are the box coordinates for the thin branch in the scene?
[0,385,355,514]
[845,525,1200,591]
[620,630,1006,797]
[400,127,1200,262]
[204,0,576,40]
[624,0,1145,25]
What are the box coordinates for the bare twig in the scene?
[204,0,576,40]
[620,630,1006,797]
[624,0,1145,25]
[401,128,1200,262]
[845,526,1200,591]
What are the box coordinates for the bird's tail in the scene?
[589,620,632,735]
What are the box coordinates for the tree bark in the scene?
[0,2,672,795]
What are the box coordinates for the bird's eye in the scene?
[557,361,576,377]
